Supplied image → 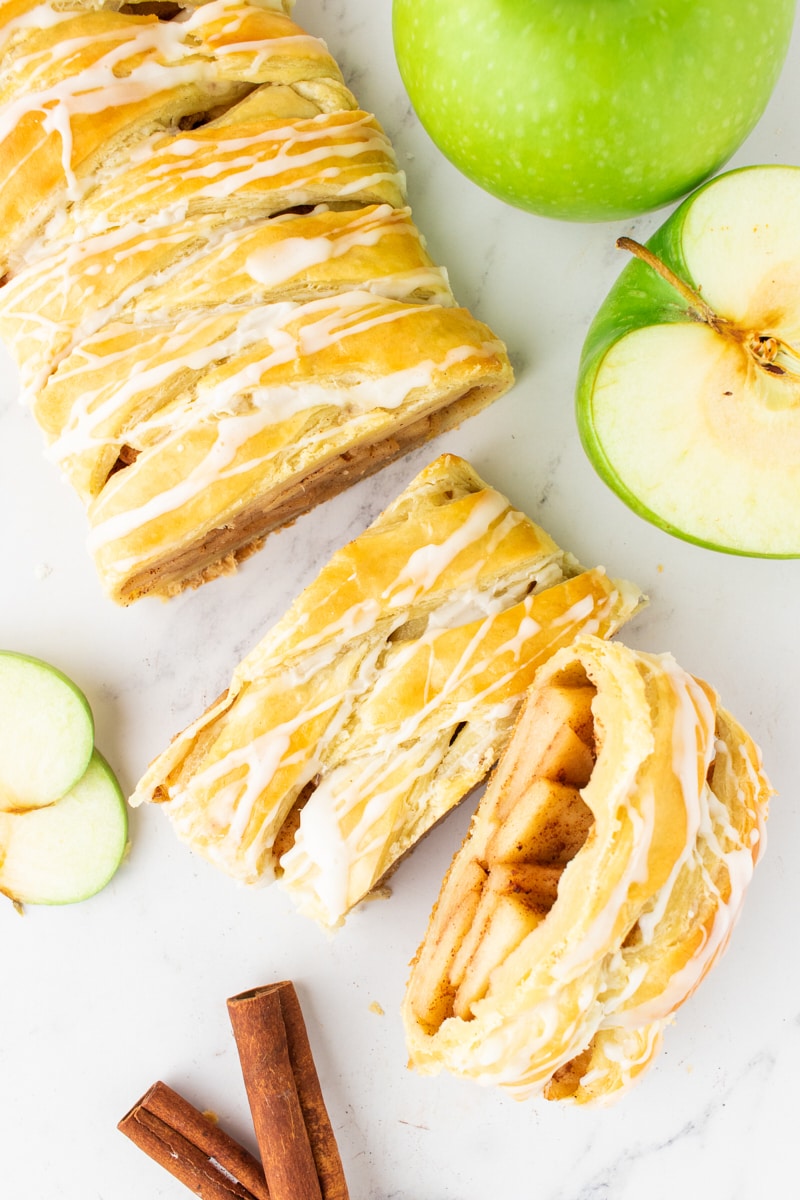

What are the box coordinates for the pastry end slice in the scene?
[403,634,771,1104]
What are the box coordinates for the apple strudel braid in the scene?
[403,634,772,1105]
[131,455,645,927]
[0,0,513,602]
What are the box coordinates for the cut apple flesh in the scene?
[0,751,127,905]
[407,674,596,1032]
[584,165,800,556]
[592,322,800,553]
[680,168,800,325]
[0,652,94,811]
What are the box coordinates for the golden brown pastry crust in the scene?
[130,455,644,926]
[0,0,513,602]
[403,634,772,1105]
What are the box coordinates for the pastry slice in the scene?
[403,634,772,1105]
[131,456,645,926]
[0,0,514,603]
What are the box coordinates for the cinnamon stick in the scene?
[227,982,349,1200]
[118,1080,270,1200]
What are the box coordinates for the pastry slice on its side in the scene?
[403,634,772,1105]
[131,455,645,927]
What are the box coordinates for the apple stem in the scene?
[617,235,800,381]
[616,236,730,333]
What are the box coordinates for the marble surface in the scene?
[2,3,799,1198]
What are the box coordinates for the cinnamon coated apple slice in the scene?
[407,670,597,1033]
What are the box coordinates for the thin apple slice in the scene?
[0,651,94,812]
[452,865,559,1019]
[0,751,128,905]
[407,857,489,1032]
[577,164,800,557]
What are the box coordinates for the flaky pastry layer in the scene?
[131,455,644,926]
[403,634,772,1105]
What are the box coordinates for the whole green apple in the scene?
[392,0,796,221]
[576,164,800,556]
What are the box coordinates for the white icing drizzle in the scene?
[169,602,402,879]
[48,300,298,466]
[72,111,401,235]
[383,491,511,607]
[0,1,335,208]
[76,294,502,561]
[0,0,78,51]
[242,204,449,300]
[0,203,452,398]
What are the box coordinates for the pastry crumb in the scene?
[369,1001,385,1016]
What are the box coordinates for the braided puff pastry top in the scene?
[0,0,513,603]
[131,456,644,928]
[403,634,771,1105]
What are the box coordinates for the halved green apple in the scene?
[577,164,800,556]
[0,750,127,905]
[0,651,94,811]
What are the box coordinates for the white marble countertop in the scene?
[2,3,799,1197]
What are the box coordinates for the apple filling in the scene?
[407,664,597,1034]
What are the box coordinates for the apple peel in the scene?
[392,0,795,221]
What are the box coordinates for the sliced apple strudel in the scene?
[0,0,513,602]
[403,634,772,1105]
[130,455,645,927]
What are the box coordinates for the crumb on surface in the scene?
[369,1001,385,1016]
